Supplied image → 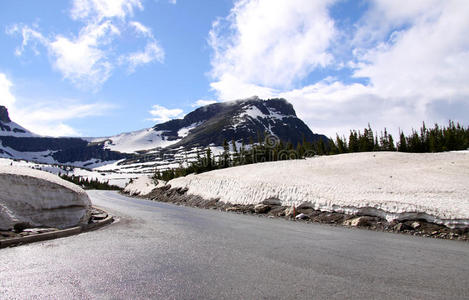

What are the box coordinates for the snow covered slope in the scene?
[168,151,469,228]
[0,166,91,230]
[93,128,181,154]
[0,120,36,137]
[0,106,36,137]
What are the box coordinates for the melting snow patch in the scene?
[0,166,91,230]
[124,176,161,196]
[168,151,469,228]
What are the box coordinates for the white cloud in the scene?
[9,0,163,89]
[0,72,113,137]
[191,99,218,107]
[49,21,120,89]
[209,0,469,138]
[122,41,165,73]
[209,0,337,89]
[14,102,114,137]
[353,0,469,102]
[129,21,152,37]
[70,0,143,21]
[0,74,16,108]
[149,104,184,123]
[168,0,177,4]
[5,24,47,56]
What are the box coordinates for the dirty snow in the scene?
[168,151,469,228]
[123,176,161,196]
[0,166,91,230]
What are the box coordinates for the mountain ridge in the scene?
[0,98,327,167]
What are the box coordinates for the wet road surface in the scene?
[1,190,468,299]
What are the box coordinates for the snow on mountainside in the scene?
[0,98,325,181]
[93,128,179,154]
[101,96,313,154]
[160,97,326,149]
[0,106,36,137]
[168,151,469,228]
[93,122,202,154]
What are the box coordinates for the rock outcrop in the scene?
[0,106,11,123]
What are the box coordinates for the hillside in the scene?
[94,97,326,154]
[0,98,325,171]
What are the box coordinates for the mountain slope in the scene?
[164,97,324,149]
[0,106,129,166]
[0,106,36,137]
[0,98,326,168]
[93,97,325,154]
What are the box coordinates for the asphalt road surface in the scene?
[1,191,468,299]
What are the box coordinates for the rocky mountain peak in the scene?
[151,97,326,149]
[0,106,11,123]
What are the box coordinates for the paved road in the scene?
[1,191,468,299]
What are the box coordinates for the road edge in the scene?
[0,207,114,249]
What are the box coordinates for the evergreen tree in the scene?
[231,140,238,165]
[398,131,407,152]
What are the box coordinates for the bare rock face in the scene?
[0,166,91,230]
[0,106,11,123]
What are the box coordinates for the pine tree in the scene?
[221,139,230,168]
[231,140,238,165]
[398,131,407,152]
[348,130,359,152]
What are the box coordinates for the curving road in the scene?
[1,190,468,299]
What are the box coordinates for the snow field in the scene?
[168,151,469,228]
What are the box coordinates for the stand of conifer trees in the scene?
[59,174,121,190]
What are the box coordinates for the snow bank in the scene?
[168,151,469,228]
[123,176,160,196]
[0,166,91,230]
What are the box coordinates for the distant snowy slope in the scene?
[0,106,36,137]
[93,128,181,154]
[0,98,326,170]
[169,151,469,228]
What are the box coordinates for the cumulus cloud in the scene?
[70,0,143,21]
[0,74,16,108]
[191,99,218,107]
[209,0,336,89]
[209,0,469,138]
[0,72,113,136]
[149,104,184,123]
[8,0,163,89]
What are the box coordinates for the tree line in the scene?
[59,174,121,190]
[154,120,469,181]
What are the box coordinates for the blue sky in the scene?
[1,0,468,138]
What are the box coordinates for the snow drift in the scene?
[123,176,159,196]
[168,151,469,228]
[0,166,91,230]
